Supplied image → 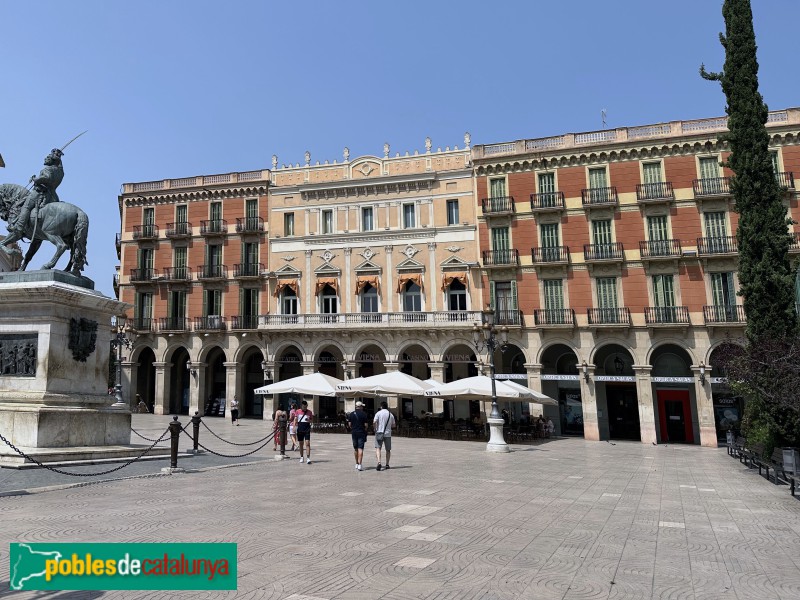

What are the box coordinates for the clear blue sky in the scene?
[1,1,798,296]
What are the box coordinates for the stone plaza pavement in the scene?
[1,415,800,599]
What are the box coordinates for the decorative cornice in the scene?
[123,185,268,207]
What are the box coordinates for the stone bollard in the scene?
[161,415,186,473]
[276,412,289,461]
[189,411,203,454]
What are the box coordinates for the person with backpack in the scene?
[293,400,313,464]
[373,401,396,471]
[346,401,370,471]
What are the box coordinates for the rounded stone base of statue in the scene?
[486,417,510,453]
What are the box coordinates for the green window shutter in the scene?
[596,277,617,309]
[653,275,675,307]
[489,280,495,311]
[647,216,668,241]
[246,199,258,218]
[174,247,186,268]
[143,208,154,226]
[538,173,555,194]
[489,178,506,198]
[176,205,187,223]
[699,157,720,179]
[589,168,607,189]
[592,220,612,245]
[544,280,564,311]
[642,162,663,184]
[711,272,736,307]
[540,223,559,248]
[704,212,727,238]
[491,227,510,252]
[770,151,780,174]
[510,280,518,311]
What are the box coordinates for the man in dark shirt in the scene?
[347,401,370,471]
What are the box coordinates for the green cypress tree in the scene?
[701,0,797,341]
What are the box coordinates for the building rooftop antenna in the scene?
[601,109,607,130]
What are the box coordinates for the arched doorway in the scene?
[650,344,696,444]
[540,344,582,436]
[442,344,479,421]
[135,346,156,413]
[275,346,303,412]
[495,343,527,424]
[354,344,386,416]
[709,343,744,442]
[398,344,431,418]
[242,348,266,418]
[594,344,639,441]
[203,347,227,417]
[316,347,343,419]
[169,347,190,415]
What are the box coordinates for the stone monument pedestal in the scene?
[0,272,150,466]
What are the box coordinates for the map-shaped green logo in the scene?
[10,543,63,590]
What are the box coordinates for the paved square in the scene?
[0,414,799,599]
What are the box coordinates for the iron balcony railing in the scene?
[703,305,746,324]
[693,177,731,197]
[482,249,520,266]
[200,219,228,235]
[194,316,227,331]
[697,236,738,255]
[588,307,631,326]
[230,315,259,330]
[645,306,690,325]
[163,266,191,281]
[481,196,515,215]
[581,186,618,207]
[530,191,565,211]
[584,242,624,261]
[197,264,228,279]
[133,224,159,240]
[260,310,485,328]
[130,268,157,282]
[166,221,192,238]
[233,263,263,278]
[159,317,188,332]
[494,309,522,326]
[236,216,265,233]
[131,317,154,332]
[531,246,570,263]
[790,232,800,252]
[639,239,682,258]
[636,181,674,202]
[776,171,796,189]
[533,308,575,326]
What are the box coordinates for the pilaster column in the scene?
[383,361,400,373]
[692,364,717,447]
[385,245,394,312]
[191,363,206,416]
[633,365,657,445]
[427,242,437,311]
[428,361,445,412]
[525,363,543,417]
[224,362,242,410]
[122,360,137,410]
[153,362,171,415]
[580,363,600,441]
[305,250,313,313]
[344,248,352,314]
[301,361,316,376]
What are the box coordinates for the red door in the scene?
[657,389,694,443]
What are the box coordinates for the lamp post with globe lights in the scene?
[110,315,136,410]
[472,307,510,452]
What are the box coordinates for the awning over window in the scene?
[315,277,338,296]
[273,279,299,297]
[355,276,380,296]
[396,273,424,293]
[441,272,468,292]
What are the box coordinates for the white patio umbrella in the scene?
[254,373,342,397]
[336,371,434,397]
[502,380,558,406]
[424,375,536,401]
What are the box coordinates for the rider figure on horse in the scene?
[8,148,64,240]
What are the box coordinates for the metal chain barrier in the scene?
[200,420,274,446]
[130,426,169,444]
[181,427,275,458]
[0,428,171,477]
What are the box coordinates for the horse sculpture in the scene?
[0,183,89,276]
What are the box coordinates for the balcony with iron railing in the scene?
[494,309,522,326]
[233,263,264,278]
[644,306,690,326]
[790,232,800,253]
[533,308,575,327]
[776,171,796,190]
[115,233,121,258]
[236,216,265,233]
[636,181,674,203]
[482,249,520,267]
[197,264,228,280]
[163,266,191,282]
[159,317,188,332]
[194,316,227,332]
[530,191,565,212]
[129,268,157,283]
[693,177,731,198]
[260,310,486,329]
[531,246,570,264]
[639,239,682,259]
[112,273,119,295]
[587,307,631,326]
[703,305,746,325]
[230,315,260,330]
[131,317,154,333]
[697,236,738,255]
[200,219,228,236]
[584,242,624,262]
[133,224,159,240]
[581,186,618,208]
[166,221,192,238]
[481,196,515,215]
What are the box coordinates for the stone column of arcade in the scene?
[525,363,543,418]
[224,362,242,414]
[152,362,170,415]
[427,361,445,414]
[633,365,658,445]
[579,362,601,441]
[122,359,136,411]
[300,361,319,414]
[190,363,206,416]
[692,363,717,447]
[383,361,401,415]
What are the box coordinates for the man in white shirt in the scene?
[373,401,396,472]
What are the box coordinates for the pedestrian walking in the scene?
[346,401,370,471]
[230,396,240,425]
[294,400,313,464]
[288,402,298,451]
[373,401,396,471]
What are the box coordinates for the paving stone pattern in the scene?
[0,415,799,599]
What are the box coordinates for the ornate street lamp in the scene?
[472,307,510,452]
[110,315,135,410]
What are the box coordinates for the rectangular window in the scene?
[168,290,186,322]
[589,167,607,189]
[491,280,518,324]
[704,211,728,238]
[362,207,374,231]
[361,288,378,313]
[596,277,618,309]
[699,157,720,179]
[446,200,459,225]
[242,241,258,265]
[540,223,560,261]
[138,248,154,271]
[284,213,294,236]
[241,288,259,317]
[207,244,222,266]
[642,162,663,184]
[204,289,222,317]
[143,207,155,225]
[538,172,556,194]
[489,178,506,198]
[176,205,187,223]
[321,289,338,315]
[245,198,258,218]
[403,204,416,229]
[770,150,780,174]
[173,247,187,279]
[652,274,675,307]
[321,209,333,234]
[282,292,298,315]
[592,219,613,246]
[711,272,736,307]
[210,202,222,221]
[491,227,510,252]
[402,285,422,312]
[647,215,668,241]
[543,280,564,311]
[135,292,153,328]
